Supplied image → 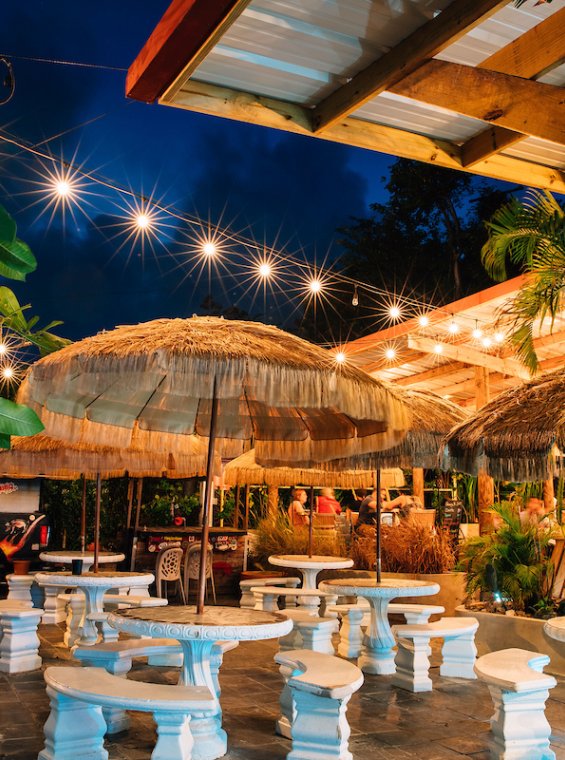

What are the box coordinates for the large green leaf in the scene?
[0,433,10,450]
[0,286,28,332]
[0,237,37,281]
[34,331,72,356]
[0,205,16,245]
[0,397,44,437]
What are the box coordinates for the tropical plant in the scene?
[142,479,200,526]
[459,502,558,617]
[481,189,565,372]
[251,514,345,570]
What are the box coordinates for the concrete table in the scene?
[108,605,292,760]
[544,617,565,643]
[320,578,440,675]
[40,550,125,572]
[35,571,154,646]
[268,554,353,591]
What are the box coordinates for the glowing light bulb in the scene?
[434,344,443,355]
[0,343,7,356]
[352,287,359,307]
[494,332,504,343]
[258,262,271,278]
[482,336,492,349]
[2,367,14,379]
[389,305,401,320]
[55,180,72,197]
[202,241,216,257]
[309,279,322,294]
[418,315,430,328]
[472,327,483,340]
[448,320,459,334]
[335,352,346,364]
[385,347,396,360]
[135,213,151,230]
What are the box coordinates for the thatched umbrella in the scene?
[18,317,410,612]
[443,367,565,481]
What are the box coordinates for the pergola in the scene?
[127,0,565,190]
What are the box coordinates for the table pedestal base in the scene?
[358,598,396,675]
[179,640,226,760]
[77,587,106,646]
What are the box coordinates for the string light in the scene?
[389,305,401,320]
[434,343,444,354]
[334,351,346,364]
[472,321,483,340]
[352,286,359,307]
[448,319,459,335]
[418,314,430,328]
[309,278,323,294]
[482,336,492,349]
[258,262,272,279]
[494,331,505,343]
[202,241,217,257]
[384,347,396,360]
[0,343,7,356]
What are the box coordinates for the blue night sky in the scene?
[0,1,401,341]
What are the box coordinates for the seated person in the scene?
[316,487,342,515]
[357,490,377,528]
[519,497,556,532]
[288,488,309,527]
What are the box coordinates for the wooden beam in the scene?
[389,60,565,145]
[126,0,252,102]
[406,336,531,380]
[167,80,565,194]
[395,361,465,386]
[461,8,565,166]
[311,0,507,133]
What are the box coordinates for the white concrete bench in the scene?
[475,648,557,760]
[392,617,478,692]
[0,605,44,673]
[252,585,333,614]
[327,602,445,659]
[39,665,215,760]
[73,638,238,733]
[279,608,339,655]
[6,572,43,608]
[239,576,301,608]
[274,648,363,757]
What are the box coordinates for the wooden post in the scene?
[308,487,315,558]
[475,367,494,534]
[234,485,241,529]
[125,478,134,530]
[412,468,424,504]
[267,486,279,519]
[80,475,87,553]
[376,470,382,583]
[543,478,555,514]
[244,486,250,531]
[198,379,219,615]
[93,473,101,573]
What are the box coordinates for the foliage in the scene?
[454,473,478,523]
[351,520,456,574]
[141,479,200,527]
[481,189,565,372]
[250,514,346,570]
[459,502,559,617]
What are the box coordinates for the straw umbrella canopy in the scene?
[18,316,410,611]
[223,448,404,489]
[443,367,565,482]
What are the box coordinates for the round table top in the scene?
[269,554,354,570]
[35,570,154,588]
[40,551,125,564]
[320,578,440,599]
[108,605,293,641]
[544,617,565,642]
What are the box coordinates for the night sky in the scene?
[0,1,401,342]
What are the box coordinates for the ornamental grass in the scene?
[251,514,346,570]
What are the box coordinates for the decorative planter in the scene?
[12,560,31,576]
[382,572,467,616]
[455,605,565,677]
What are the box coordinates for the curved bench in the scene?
[74,638,238,733]
[475,649,557,760]
[279,608,338,655]
[0,606,43,673]
[239,576,301,609]
[392,617,478,692]
[252,585,332,614]
[39,665,215,760]
[274,649,363,757]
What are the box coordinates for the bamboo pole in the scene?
[376,469,382,583]
[244,486,250,531]
[308,486,315,558]
[80,474,87,553]
[93,473,101,573]
[197,379,219,615]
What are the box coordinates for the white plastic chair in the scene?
[155,547,186,603]
[183,543,216,604]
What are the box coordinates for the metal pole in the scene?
[134,478,143,531]
[93,473,101,573]
[80,474,87,553]
[126,477,134,530]
[376,469,382,583]
[197,379,219,615]
[308,486,315,558]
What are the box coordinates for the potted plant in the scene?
[456,502,565,675]
[350,520,466,614]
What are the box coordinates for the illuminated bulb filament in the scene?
[55,180,72,197]
[309,279,322,294]
[385,347,396,360]
[434,344,443,355]
[389,305,401,320]
[202,241,217,257]
[494,332,504,343]
[135,213,151,230]
[482,337,492,349]
[418,315,430,328]
[2,367,14,379]
[0,343,7,356]
[258,262,271,278]
[472,327,483,340]
[335,352,346,364]
[448,321,459,334]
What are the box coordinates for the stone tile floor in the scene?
[1,620,565,759]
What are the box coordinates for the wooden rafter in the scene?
[311,0,507,133]
[461,8,565,166]
[126,0,252,103]
[389,60,565,145]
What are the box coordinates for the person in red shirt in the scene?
[316,488,342,515]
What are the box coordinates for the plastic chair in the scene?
[155,547,186,603]
[183,543,216,604]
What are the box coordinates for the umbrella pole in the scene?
[80,474,87,553]
[126,477,134,530]
[308,486,315,558]
[198,379,219,615]
[93,473,101,573]
[376,469,382,583]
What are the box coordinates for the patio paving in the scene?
[1,616,565,759]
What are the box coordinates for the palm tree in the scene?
[481,189,565,373]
